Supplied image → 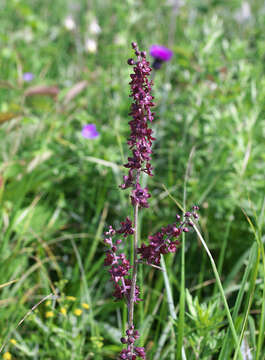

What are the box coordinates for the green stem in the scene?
[128,170,141,353]
[177,232,186,360]
[193,224,243,360]
[214,207,235,295]
[233,247,260,360]
[128,202,139,328]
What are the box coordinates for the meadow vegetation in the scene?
[0,0,264,359]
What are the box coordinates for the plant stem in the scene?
[193,224,243,360]
[129,201,139,327]
[128,170,141,351]
[177,232,185,360]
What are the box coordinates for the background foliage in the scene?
[0,0,264,359]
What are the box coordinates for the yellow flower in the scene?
[60,307,67,316]
[82,303,90,310]
[45,311,54,318]
[45,300,51,307]
[3,352,12,360]
[90,336,104,349]
[10,339,16,345]
[66,296,76,301]
[95,341,103,349]
[74,308,82,316]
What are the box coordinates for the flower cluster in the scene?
[104,42,198,360]
[120,347,146,360]
[104,223,141,303]
[138,206,199,265]
[119,326,146,359]
[104,42,156,359]
[121,42,155,209]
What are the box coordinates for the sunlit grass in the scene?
[0,0,264,358]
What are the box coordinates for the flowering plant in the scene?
[82,124,99,139]
[150,44,173,69]
[104,42,198,359]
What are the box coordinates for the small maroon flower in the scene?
[120,169,134,190]
[131,184,151,208]
[104,251,115,266]
[137,209,198,265]
[119,326,144,359]
[117,217,134,237]
[134,347,146,359]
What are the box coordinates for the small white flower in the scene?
[18,27,34,43]
[166,0,184,9]
[85,38,97,53]
[241,337,253,360]
[235,2,251,23]
[64,16,76,31]
[114,33,126,46]
[89,18,101,35]
[164,83,172,92]
[205,80,218,91]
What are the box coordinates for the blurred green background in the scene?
[0,0,264,359]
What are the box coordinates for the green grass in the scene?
[0,0,265,359]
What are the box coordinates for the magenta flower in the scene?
[150,45,173,61]
[81,124,99,139]
[150,44,173,70]
[23,72,34,82]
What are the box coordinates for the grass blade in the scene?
[193,224,243,360]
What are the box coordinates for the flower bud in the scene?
[120,337,127,344]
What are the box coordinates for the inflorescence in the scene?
[104,42,199,360]
[120,41,155,203]
[104,207,199,303]
[104,223,142,304]
[138,206,199,265]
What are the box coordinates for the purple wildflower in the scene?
[103,42,201,360]
[104,43,155,359]
[117,217,134,237]
[135,347,146,359]
[131,184,151,208]
[104,42,200,360]
[81,124,99,139]
[137,208,199,265]
[119,326,145,359]
[23,72,34,82]
[150,44,173,70]
[104,224,141,303]
[120,42,155,208]
[150,45,173,61]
